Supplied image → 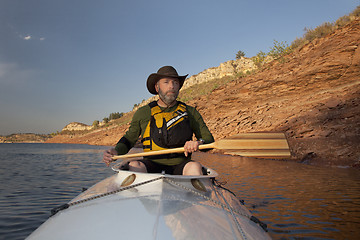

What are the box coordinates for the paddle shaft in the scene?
[111,143,214,160]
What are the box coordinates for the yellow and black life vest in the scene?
[142,101,193,152]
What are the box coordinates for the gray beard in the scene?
[158,88,178,106]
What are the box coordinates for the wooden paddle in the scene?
[111,132,291,160]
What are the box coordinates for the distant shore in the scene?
[0,133,52,143]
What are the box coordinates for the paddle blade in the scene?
[226,132,287,139]
[224,149,291,158]
[214,138,288,149]
[215,133,291,158]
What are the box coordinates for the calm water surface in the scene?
[194,152,360,239]
[1,144,359,239]
[0,143,112,240]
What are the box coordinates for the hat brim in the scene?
[147,73,188,95]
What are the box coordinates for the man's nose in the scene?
[169,81,175,89]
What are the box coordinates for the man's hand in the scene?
[184,140,202,157]
[103,148,117,166]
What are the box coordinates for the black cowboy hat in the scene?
[146,66,188,95]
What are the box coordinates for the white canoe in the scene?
[27,166,271,240]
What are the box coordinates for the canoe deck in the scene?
[27,167,271,240]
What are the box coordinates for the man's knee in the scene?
[129,161,141,167]
[129,161,147,173]
[186,161,201,168]
[183,161,202,175]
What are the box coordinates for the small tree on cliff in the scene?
[236,50,246,60]
[109,112,122,120]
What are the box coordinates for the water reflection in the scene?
[0,143,113,240]
[193,152,360,239]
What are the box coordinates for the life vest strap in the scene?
[141,137,151,143]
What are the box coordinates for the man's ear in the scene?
[155,82,159,93]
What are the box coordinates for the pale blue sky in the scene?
[0,0,358,135]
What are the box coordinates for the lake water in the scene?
[1,143,359,239]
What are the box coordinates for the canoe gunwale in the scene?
[111,163,219,179]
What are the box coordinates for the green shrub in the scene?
[289,5,359,51]
[252,51,266,68]
[350,5,360,17]
[290,22,336,50]
[178,76,234,102]
[335,15,351,28]
[290,37,307,50]
[303,22,335,43]
[92,120,99,128]
[268,40,291,59]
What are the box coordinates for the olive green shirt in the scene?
[115,101,214,165]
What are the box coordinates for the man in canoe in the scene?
[103,66,214,175]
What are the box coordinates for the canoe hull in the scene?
[27,168,271,240]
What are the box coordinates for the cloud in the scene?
[21,35,45,41]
